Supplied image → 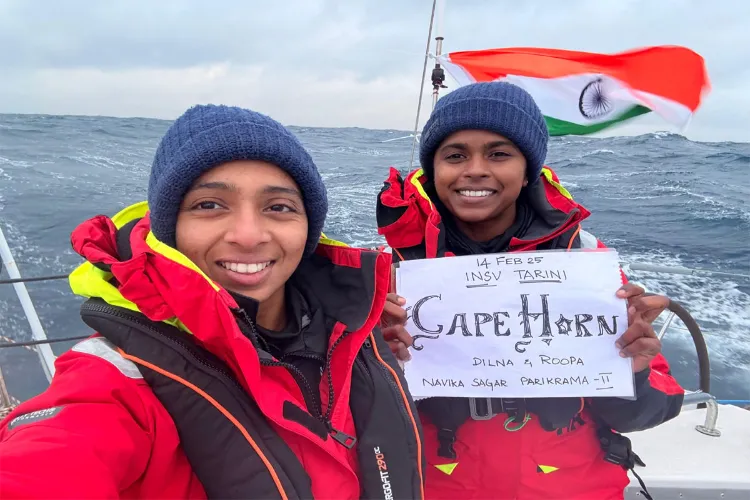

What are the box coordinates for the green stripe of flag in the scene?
[545,105,651,136]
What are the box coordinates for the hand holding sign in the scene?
[396,249,636,399]
[615,284,666,373]
[380,263,413,362]
[381,292,413,361]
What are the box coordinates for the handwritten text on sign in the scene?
[396,250,634,399]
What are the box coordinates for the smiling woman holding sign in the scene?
[377,82,684,500]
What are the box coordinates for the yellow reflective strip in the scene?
[144,231,220,292]
[319,232,349,248]
[409,169,434,209]
[68,261,194,334]
[435,463,458,475]
[69,262,141,313]
[541,167,573,201]
[111,201,149,229]
[162,317,193,334]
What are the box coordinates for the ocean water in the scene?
[0,113,748,403]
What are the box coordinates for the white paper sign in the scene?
[396,249,634,399]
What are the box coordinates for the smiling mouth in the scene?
[218,261,273,274]
[456,189,497,198]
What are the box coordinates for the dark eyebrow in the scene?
[438,142,469,153]
[437,140,514,154]
[187,183,301,198]
[263,185,302,198]
[189,181,235,192]
[485,140,514,150]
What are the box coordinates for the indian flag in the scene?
[437,46,710,136]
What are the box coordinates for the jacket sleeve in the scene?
[588,353,685,432]
[0,337,155,498]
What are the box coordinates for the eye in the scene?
[267,203,296,213]
[489,151,511,158]
[445,152,465,161]
[192,201,223,210]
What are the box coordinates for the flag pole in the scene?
[431,0,447,110]
[431,36,446,110]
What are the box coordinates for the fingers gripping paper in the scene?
[396,249,635,399]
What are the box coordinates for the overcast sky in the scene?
[1,0,747,142]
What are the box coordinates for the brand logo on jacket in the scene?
[8,406,64,430]
[373,446,393,500]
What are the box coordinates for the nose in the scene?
[223,207,272,248]
[462,155,490,179]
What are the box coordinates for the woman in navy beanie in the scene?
[0,104,425,499]
[377,82,683,499]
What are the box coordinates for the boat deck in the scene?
[625,403,750,499]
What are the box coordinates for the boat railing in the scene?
[0,225,56,382]
[681,391,722,437]
[0,366,14,420]
[647,295,711,396]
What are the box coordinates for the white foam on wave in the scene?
[562,170,651,181]
[652,131,673,139]
[655,185,750,223]
[327,146,387,157]
[621,249,750,366]
[588,149,616,156]
[68,153,128,169]
[0,221,42,267]
[0,156,31,168]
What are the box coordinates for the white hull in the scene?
[625,402,750,498]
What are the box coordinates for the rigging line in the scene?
[407,0,437,171]
[0,274,69,285]
[0,334,90,349]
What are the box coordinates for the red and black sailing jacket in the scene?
[0,202,425,499]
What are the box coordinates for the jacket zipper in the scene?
[235,308,357,449]
[355,339,373,378]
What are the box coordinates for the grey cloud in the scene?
[0,0,747,142]
[0,0,427,78]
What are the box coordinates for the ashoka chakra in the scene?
[578,78,613,119]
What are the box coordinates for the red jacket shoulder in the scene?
[0,336,185,498]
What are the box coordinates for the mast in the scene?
[431,36,447,110]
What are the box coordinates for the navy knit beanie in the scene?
[419,81,549,184]
[148,104,327,256]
